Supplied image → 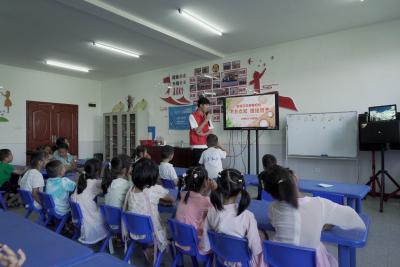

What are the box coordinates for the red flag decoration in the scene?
[162,76,171,84]
[176,96,191,104]
[279,95,298,111]
[160,96,192,105]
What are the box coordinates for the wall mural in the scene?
[161,74,191,105]
[0,87,12,122]
[160,55,298,124]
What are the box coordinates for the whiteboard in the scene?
[286,111,358,158]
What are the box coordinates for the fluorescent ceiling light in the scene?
[45,60,90,72]
[81,0,224,57]
[178,9,223,36]
[92,42,140,58]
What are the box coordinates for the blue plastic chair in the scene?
[168,219,212,267]
[0,191,7,210]
[261,191,273,201]
[99,204,122,253]
[122,211,164,266]
[161,178,176,189]
[69,199,83,240]
[38,192,70,234]
[313,192,345,205]
[263,240,316,267]
[207,231,251,267]
[18,189,45,223]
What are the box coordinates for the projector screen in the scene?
[223,92,279,130]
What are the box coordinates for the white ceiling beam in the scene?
[84,0,225,58]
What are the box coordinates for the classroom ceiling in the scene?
[0,0,400,81]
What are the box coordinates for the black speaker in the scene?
[359,113,400,150]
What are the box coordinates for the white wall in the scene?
[101,19,400,192]
[0,64,103,165]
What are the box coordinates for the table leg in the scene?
[350,247,356,267]
[338,245,351,267]
[356,198,362,213]
[347,198,355,209]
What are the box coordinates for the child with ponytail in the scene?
[201,169,267,267]
[261,165,366,267]
[175,166,217,239]
[103,154,132,208]
[71,158,107,244]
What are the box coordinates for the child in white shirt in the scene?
[158,145,178,185]
[123,158,175,264]
[19,151,47,208]
[199,134,227,179]
[201,169,267,267]
[261,165,366,267]
[103,154,132,208]
[71,158,107,244]
[45,160,76,215]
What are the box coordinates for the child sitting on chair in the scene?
[103,154,132,208]
[53,143,76,171]
[72,159,108,245]
[123,158,174,263]
[261,165,366,267]
[201,169,267,266]
[0,149,26,206]
[158,145,178,185]
[45,160,76,215]
[175,166,217,253]
[19,151,47,208]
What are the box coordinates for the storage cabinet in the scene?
[104,112,136,160]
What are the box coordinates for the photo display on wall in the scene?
[190,60,247,122]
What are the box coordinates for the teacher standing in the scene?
[189,96,214,166]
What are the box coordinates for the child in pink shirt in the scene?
[175,166,217,238]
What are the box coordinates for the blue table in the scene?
[0,211,93,267]
[298,179,370,213]
[243,174,370,213]
[247,199,369,267]
[175,167,187,177]
[64,253,131,267]
[41,170,78,180]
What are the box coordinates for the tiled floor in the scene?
[8,193,400,267]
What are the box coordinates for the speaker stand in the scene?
[372,144,400,212]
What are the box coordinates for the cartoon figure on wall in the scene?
[0,88,12,122]
[248,57,298,111]
[249,67,266,94]
[1,90,12,113]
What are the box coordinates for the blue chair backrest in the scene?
[261,190,273,201]
[69,199,83,227]
[18,189,35,209]
[168,218,199,256]
[100,204,122,233]
[161,179,175,189]
[122,211,154,244]
[207,231,251,264]
[263,240,316,267]
[313,192,345,205]
[38,192,56,215]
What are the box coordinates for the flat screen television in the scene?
[368,104,397,122]
[223,92,279,130]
